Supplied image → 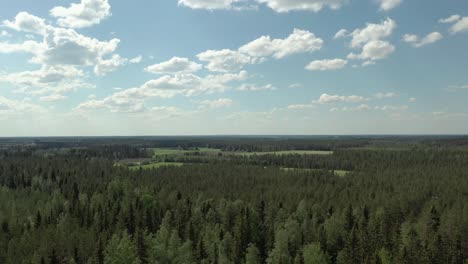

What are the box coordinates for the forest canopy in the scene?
[0,136,467,263]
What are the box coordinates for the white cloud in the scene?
[347,18,396,49]
[3,12,48,35]
[377,0,402,11]
[0,65,91,94]
[439,15,468,34]
[199,29,323,72]
[402,34,418,43]
[288,83,303,88]
[239,29,323,59]
[198,98,233,109]
[306,58,347,71]
[94,54,128,76]
[374,105,408,111]
[402,32,443,48]
[177,0,253,10]
[287,104,314,109]
[0,40,45,53]
[0,96,44,114]
[75,71,248,112]
[237,83,275,91]
[50,0,111,28]
[317,93,367,104]
[330,104,408,112]
[347,40,395,61]
[39,94,67,102]
[340,18,396,63]
[0,30,11,38]
[37,27,120,67]
[361,60,376,67]
[129,55,143,64]
[255,0,345,12]
[439,15,461,24]
[450,17,468,34]
[145,57,202,74]
[333,29,349,39]
[445,84,468,91]
[409,97,416,102]
[330,104,371,112]
[374,92,397,99]
[1,12,126,76]
[178,0,345,12]
[197,49,251,72]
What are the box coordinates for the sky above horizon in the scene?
[0,0,467,136]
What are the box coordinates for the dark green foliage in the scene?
[0,138,468,263]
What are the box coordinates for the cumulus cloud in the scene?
[439,15,468,34]
[0,40,45,53]
[347,40,395,60]
[402,32,443,48]
[75,71,248,112]
[50,0,111,28]
[237,83,275,91]
[197,49,251,72]
[287,104,314,109]
[0,65,94,98]
[240,29,323,59]
[94,54,128,76]
[330,104,408,112]
[450,17,468,34]
[178,0,345,12]
[316,93,367,104]
[374,105,408,111]
[39,94,67,102]
[377,0,402,11]
[129,56,143,64]
[334,29,349,39]
[198,98,233,109]
[402,34,418,43]
[145,57,202,74]
[348,18,396,49]
[0,30,11,38]
[439,15,461,24]
[3,12,48,35]
[199,29,323,72]
[1,11,127,80]
[178,0,257,10]
[305,58,347,71]
[0,96,44,115]
[374,92,397,99]
[338,18,396,63]
[255,0,344,12]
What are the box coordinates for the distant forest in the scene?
[0,136,467,263]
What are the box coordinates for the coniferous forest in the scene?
[0,136,467,264]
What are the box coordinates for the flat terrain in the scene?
[129,162,184,170]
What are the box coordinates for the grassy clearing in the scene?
[334,170,350,177]
[235,150,333,156]
[151,148,222,157]
[149,148,333,158]
[280,167,350,176]
[129,162,184,170]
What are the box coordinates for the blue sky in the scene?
[0,0,467,136]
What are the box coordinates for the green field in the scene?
[129,162,184,170]
[280,167,349,176]
[151,148,332,157]
[234,150,333,156]
[151,148,222,157]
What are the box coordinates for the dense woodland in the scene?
[0,137,468,263]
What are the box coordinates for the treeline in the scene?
[0,148,467,263]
